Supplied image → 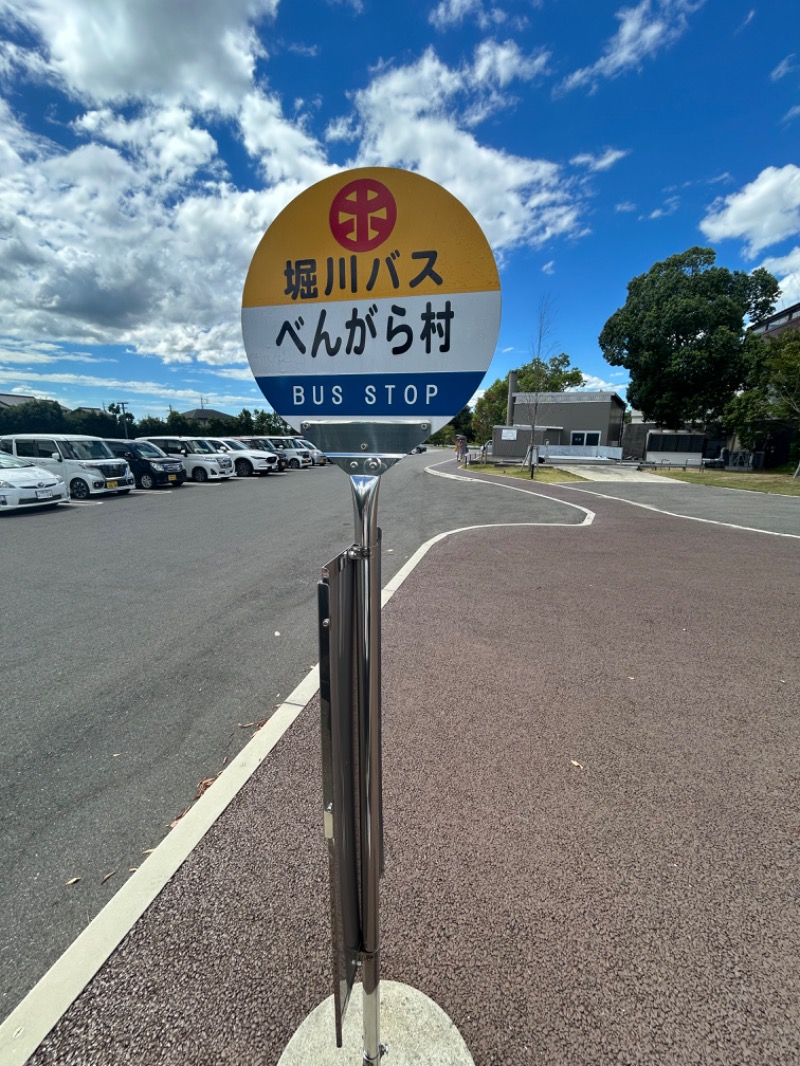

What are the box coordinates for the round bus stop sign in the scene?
[242,167,501,444]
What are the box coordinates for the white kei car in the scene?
[0,452,69,512]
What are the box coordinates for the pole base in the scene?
[277,981,475,1065]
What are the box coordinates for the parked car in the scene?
[295,438,328,466]
[103,438,186,489]
[203,437,279,477]
[261,435,313,469]
[136,437,234,482]
[410,444,427,454]
[236,437,288,472]
[0,433,135,499]
[0,452,69,512]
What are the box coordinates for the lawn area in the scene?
[651,468,800,496]
[465,463,587,483]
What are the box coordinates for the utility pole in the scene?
[117,401,130,439]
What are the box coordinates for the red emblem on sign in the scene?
[329,178,397,252]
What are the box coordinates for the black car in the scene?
[103,439,187,489]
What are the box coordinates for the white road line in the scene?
[562,485,800,539]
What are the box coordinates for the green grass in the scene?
[465,462,587,483]
[651,468,800,496]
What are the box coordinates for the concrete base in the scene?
[277,980,475,1065]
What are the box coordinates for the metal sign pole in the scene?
[349,472,384,1064]
[244,167,500,1066]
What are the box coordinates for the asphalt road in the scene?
[0,453,582,1022]
[559,479,800,537]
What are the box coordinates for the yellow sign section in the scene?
[243,167,499,308]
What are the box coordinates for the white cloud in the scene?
[647,194,679,219]
[570,373,624,392]
[570,148,628,172]
[0,339,113,365]
[0,10,593,386]
[770,54,796,81]
[783,105,800,124]
[759,246,800,307]
[2,0,278,112]
[560,0,704,94]
[238,90,335,184]
[75,106,220,184]
[343,47,586,253]
[429,0,507,31]
[472,39,549,88]
[700,164,800,256]
[541,260,555,274]
[615,200,636,212]
[0,366,261,410]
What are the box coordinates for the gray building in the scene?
[511,391,626,447]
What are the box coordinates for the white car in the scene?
[0,453,69,512]
[204,437,279,477]
[261,435,313,469]
[295,438,328,466]
[0,433,135,499]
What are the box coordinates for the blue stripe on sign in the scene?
[255,372,485,416]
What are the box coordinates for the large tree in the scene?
[724,327,800,475]
[0,398,67,434]
[599,247,779,427]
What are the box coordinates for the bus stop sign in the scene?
[242,167,501,445]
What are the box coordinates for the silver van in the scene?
[0,433,135,499]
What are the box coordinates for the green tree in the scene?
[599,246,779,427]
[136,415,169,435]
[724,327,800,475]
[471,378,507,443]
[205,415,237,435]
[66,409,119,437]
[428,405,473,446]
[107,402,135,438]
[472,354,584,445]
[253,409,292,435]
[0,398,68,434]
[232,408,255,434]
[517,352,584,395]
[165,410,195,434]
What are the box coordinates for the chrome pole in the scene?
[349,473,384,1064]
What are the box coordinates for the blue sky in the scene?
[1,0,799,419]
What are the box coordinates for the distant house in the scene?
[73,406,105,416]
[491,390,626,461]
[0,392,39,410]
[0,393,70,413]
[180,408,233,424]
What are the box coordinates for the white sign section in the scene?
[242,167,501,434]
